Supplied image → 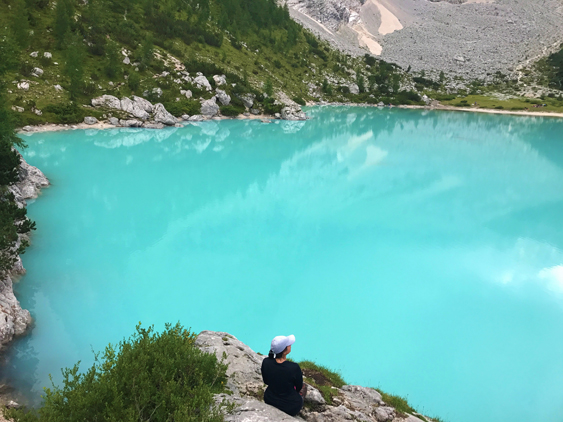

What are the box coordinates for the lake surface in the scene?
[4,107,563,422]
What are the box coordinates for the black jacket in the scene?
[261,358,304,416]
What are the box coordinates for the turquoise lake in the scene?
[4,106,563,422]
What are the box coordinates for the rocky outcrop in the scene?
[281,105,307,121]
[0,154,49,351]
[196,331,432,422]
[237,94,255,109]
[91,95,177,126]
[153,103,178,125]
[91,94,121,109]
[215,89,231,106]
[120,97,151,120]
[285,0,563,81]
[201,97,220,118]
[194,75,213,92]
[84,116,98,125]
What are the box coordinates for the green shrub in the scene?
[43,102,85,124]
[495,105,504,109]
[4,323,227,422]
[292,97,306,106]
[162,99,201,117]
[220,105,244,116]
[127,72,140,92]
[262,97,282,115]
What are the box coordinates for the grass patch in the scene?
[298,360,345,405]
[375,389,416,417]
[441,94,563,113]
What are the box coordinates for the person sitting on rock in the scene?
[261,334,307,416]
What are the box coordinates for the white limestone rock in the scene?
[196,331,265,396]
[304,383,326,405]
[188,115,205,121]
[374,406,395,421]
[281,105,307,121]
[43,52,52,59]
[238,94,255,109]
[194,75,212,91]
[132,96,153,113]
[31,68,43,77]
[213,74,227,86]
[91,94,121,110]
[201,97,220,117]
[1,155,49,350]
[54,84,63,91]
[153,103,177,125]
[215,394,299,422]
[11,106,24,113]
[84,116,98,125]
[120,97,151,120]
[17,82,29,91]
[215,89,231,106]
[123,56,131,65]
[108,117,120,126]
[30,51,38,57]
[348,83,360,95]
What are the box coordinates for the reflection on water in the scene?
[4,107,563,422]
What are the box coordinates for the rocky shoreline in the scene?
[0,154,49,410]
[197,331,435,422]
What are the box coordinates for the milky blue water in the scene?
[4,107,563,422]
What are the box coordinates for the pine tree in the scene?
[54,0,73,50]
[64,34,85,100]
[105,40,121,78]
[11,0,30,49]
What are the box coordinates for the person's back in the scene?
[262,357,303,415]
[261,334,306,416]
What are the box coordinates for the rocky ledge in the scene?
[0,154,49,352]
[196,331,434,422]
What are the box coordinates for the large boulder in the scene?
[83,116,98,125]
[120,97,151,120]
[348,83,360,95]
[196,331,264,396]
[237,94,255,109]
[132,96,153,113]
[213,74,227,86]
[31,67,43,77]
[153,103,177,125]
[92,95,121,110]
[215,89,231,106]
[17,82,29,91]
[201,97,220,118]
[281,105,307,121]
[194,75,212,91]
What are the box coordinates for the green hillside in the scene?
[0,0,420,126]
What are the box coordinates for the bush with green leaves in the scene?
[163,100,201,117]
[5,323,228,422]
[43,102,85,124]
[220,105,244,116]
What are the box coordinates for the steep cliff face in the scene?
[0,155,49,352]
[284,0,363,32]
[283,0,563,81]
